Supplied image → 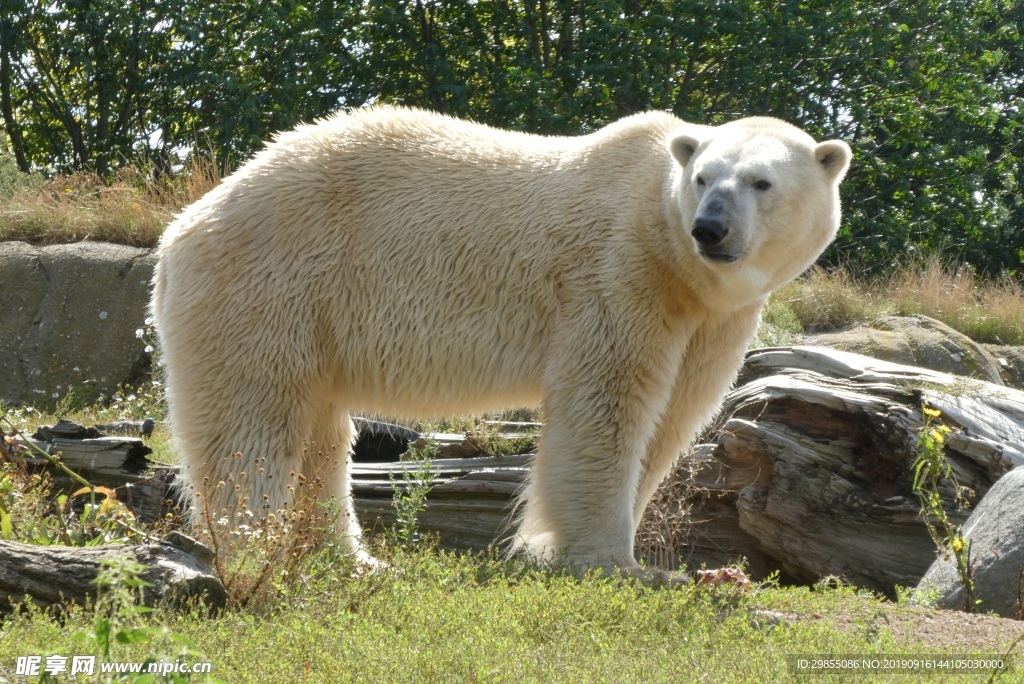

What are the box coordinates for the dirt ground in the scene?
[755,604,1024,653]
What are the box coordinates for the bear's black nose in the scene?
[692,218,728,246]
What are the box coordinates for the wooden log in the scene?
[8,434,181,522]
[14,351,1023,597]
[350,455,527,549]
[0,533,227,613]
[656,346,1024,595]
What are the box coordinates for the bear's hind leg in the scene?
[297,406,363,558]
[172,401,306,533]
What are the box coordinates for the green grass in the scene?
[0,545,1014,684]
[5,395,1017,683]
[2,370,1021,682]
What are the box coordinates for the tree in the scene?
[1,0,1021,274]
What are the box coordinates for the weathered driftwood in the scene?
[663,346,1024,594]
[352,454,529,549]
[12,430,180,523]
[0,533,227,612]
[10,423,529,548]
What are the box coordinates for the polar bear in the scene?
[152,106,850,577]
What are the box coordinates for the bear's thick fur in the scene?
[153,106,850,576]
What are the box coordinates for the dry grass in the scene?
[0,157,222,248]
[773,255,1024,345]
[635,452,707,572]
[773,264,879,332]
[886,256,1024,345]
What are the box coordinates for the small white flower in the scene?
[144,345,154,353]
[144,316,154,326]
[135,329,144,339]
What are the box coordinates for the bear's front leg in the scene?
[632,302,763,528]
[515,304,682,577]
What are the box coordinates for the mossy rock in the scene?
[800,314,1008,386]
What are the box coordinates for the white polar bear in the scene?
[152,106,849,577]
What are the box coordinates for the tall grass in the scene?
[0,157,222,247]
[774,256,1024,345]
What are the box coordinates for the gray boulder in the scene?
[0,241,155,406]
[802,314,1006,385]
[917,466,1024,617]
[984,344,1024,390]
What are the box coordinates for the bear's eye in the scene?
[695,175,706,187]
[754,179,772,192]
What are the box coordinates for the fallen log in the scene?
[9,348,1024,597]
[6,425,529,548]
[353,454,529,549]
[0,532,227,613]
[644,346,1024,595]
[7,428,180,523]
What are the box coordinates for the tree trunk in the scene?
[0,39,30,172]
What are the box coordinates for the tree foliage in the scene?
[1,0,1021,273]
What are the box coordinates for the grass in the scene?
[3,397,1022,683]
[770,255,1024,345]
[0,158,221,248]
[0,544,1016,684]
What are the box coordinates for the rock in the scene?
[801,314,1005,385]
[984,344,1024,389]
[0,241,156,407]
[917,466,1024,617]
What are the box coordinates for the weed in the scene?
[912,405,978,612]
[894,582,941,608]
[756,296,803,347]
[390,437,438,546]
[72,558,222,683]
[190,446,360,610]
[635,451,706,572]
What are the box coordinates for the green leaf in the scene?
[0,510,12,540]
[94,617,111,658]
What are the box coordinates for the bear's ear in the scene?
[815,140,851,184]
[669,134,702,167]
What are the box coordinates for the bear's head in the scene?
[669,117,850,307]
